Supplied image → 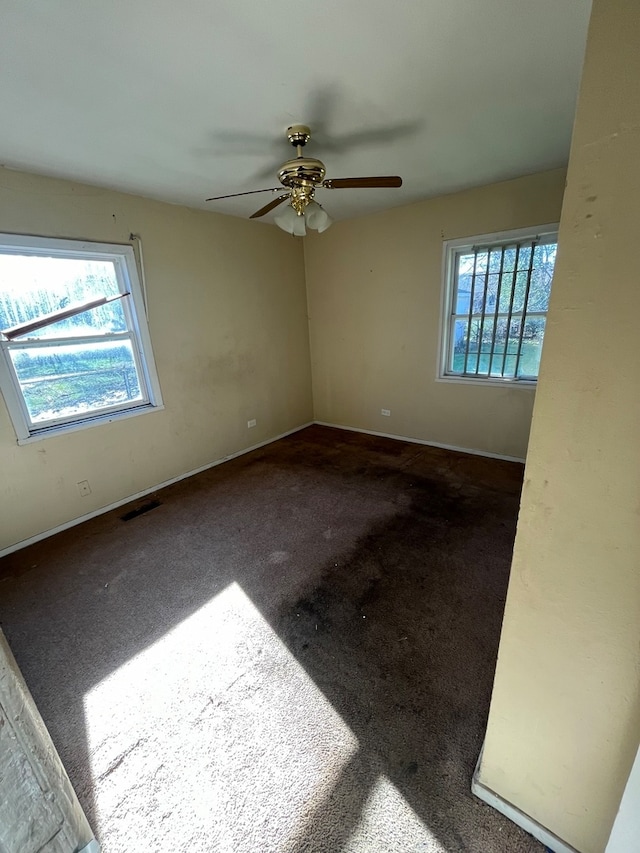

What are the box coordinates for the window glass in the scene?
[0,236,162,441]
[442,228,558,383]
[10,340,143,423]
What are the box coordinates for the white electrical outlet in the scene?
[381,408,391,417]
[77,480,92,497]
[247,418,257,428]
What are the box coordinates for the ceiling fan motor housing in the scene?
[278,157,326,189]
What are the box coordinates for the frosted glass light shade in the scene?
[305,201,332,233]
[292,214,306,237]
[275,204,306,236]
[274,201,331,236]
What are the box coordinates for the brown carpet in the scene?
[0,425,543,853]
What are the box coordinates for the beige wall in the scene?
[304,169,566,460]
[0,168,312,551]
[479,2,640,852]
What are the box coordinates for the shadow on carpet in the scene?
[0,426,542,853]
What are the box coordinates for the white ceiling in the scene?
[1,1,591,223]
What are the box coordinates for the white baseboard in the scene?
[77,840,101,853]
[0,422,313,558]
[472,747,580,853]
[605,744,640,852]
[314,421,526,464]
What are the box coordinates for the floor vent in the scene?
[121,500,161,521]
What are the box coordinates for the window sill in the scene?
[16,402,165,445]
[436,374,537,389]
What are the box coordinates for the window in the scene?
[439,225,558,385]
[0,234,163,443]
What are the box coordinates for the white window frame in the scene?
[437,223,559,388]
[0,234,163,444]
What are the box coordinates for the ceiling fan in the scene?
[205,125,402,236]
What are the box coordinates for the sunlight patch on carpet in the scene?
[82,582,359,852]
[344,774,431,851]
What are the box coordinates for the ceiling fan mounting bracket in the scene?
[287,124,311,147]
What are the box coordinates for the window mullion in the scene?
[6,331,132,349]
[448,314,457,374]
[474,247,493,375]
[513,241,537,379]
[0,343,34,432]
[119,277,151,397]
[125,332,150,403]
[447,252,461,374]
[463,249,480,374]
[499,243,521,377]
[1,294,129,341]
[486,245,506,377]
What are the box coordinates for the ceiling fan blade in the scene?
[205,187,281,202]
[322,176,403,189]
[250,194,290,219]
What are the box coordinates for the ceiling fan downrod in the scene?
[278,125,326,192]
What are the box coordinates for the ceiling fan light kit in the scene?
[275,200,332,236]
[206,124,402,236]
[305,201,332,233]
